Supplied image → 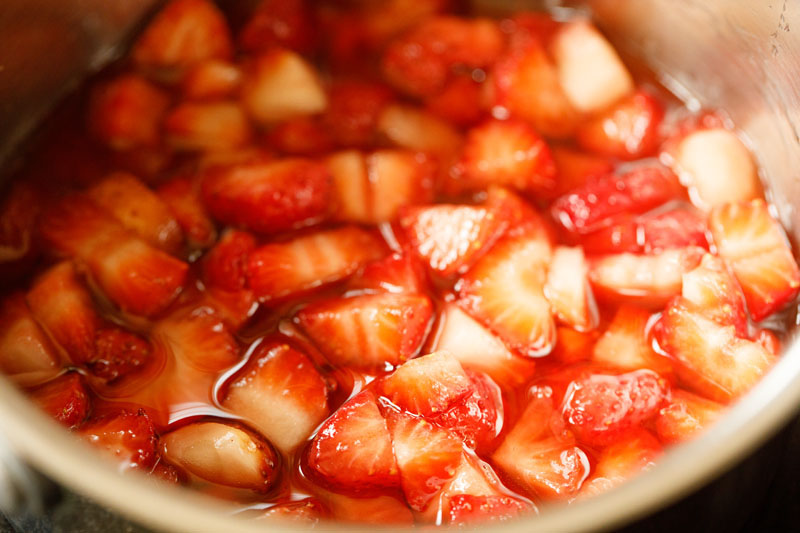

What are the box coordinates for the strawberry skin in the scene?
[79,409,158,472]
[348,252,427,295]
[202,229,257,291]
[157,175,217,249]
[432,370,503,453]
[655,389,723,445]
[201,158,331,234]
[709,199,800,320]
[305,391,399,493]
[91,328,151,382]
[29,372,90,428]
[323,81,394,148]
[238,0,317,55]
[295,293,433,373]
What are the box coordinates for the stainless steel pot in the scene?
[1,1,799,531]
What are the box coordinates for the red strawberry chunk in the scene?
[306,391,399,492]
[258,498,326,524]
[153,310,239,374]
[198,286,257,331]
[551,167,683,235]
[246,226,387,302]
[425,75,484,127]
[653,297,776,402]
[638,208,710,253]
[544,246,598,331]
[323,81,395,148]
[296,293,433,373]
[551,327,599,365]
[580,429,662,497]
[380,351,474,418]
[265,117,334,156]
[592,306,673,377]
[238,0,317,55]
[180,59,241,100]
[400,204,508,277]
[432,371,503,453]
[222,341,329,452]
[459,119,557,195]
[483,186,548,232]
[0,293,61,386]
[551,146,615,197]
[132,0,233,80]
[457,229,556,357]
[385,408,462,511]
[681,254,748,335]
[29,372,90,428]
[164,101,253,152]
[79,409,158,472]
[348,252,426,295]
[315,490,413,525]
[576,89,664,160]
[709,199,800,320]
[655,389,723,445]
[447,494,530,525]
[90,328,151,382]
[157,175,217,249]
[562,369,669,447]
[202,229,257,291]
[201,158,331,235]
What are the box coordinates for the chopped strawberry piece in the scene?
[153,310,239,373]
[258,498,326,523]
[400,204,508,277]
[655,389,723,445]
[164,102,253,152]
[681,254,748,334]
[368,150,437,223]
[160,421,279,492]
[323,81,395,148]
[754,328,781,355]
[79,409,158,472]
[580,429,662,497]
[199,286,257,331]
[551,327,599,365]
[91,328,151,382]
[447,494,530,525]
[246,226,387,302]
[592,306,673,377]
[87,172,184,253]
[157,175,217,249]
[202,230,257,291]
[265,117,334,156]
[296,292,433,373]
[306,391,399,492]
[0,293,61,386]
[376,104,463,164]
[639,208,710,253]
[551,167,683,235]
[550,146,614,196]
[222,341,328,452]
[576,89,664,160]
[88,75,169,150]
[459,119,557,195]
[238,0,317,55]
[201,158,331,234]
[457,229,556,357]
[241,49,327,125]
[425,75,484,127]
[349,252,427,295]
[434,303,537,388]
[544,246,598,331]
[562,369,669,447]
[588,246,705,308]
[653,297,776,401]
[432,370,502,453]
[385,408,462,511]
[380,351,474,418]
[132,0,233,81]
[709,200,800,320]
[29,372,90,428]
[483,186,548,231]
[180,59,241,100]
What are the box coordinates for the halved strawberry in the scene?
[296,293,433,373]
[588,246,705,308]
[265,117,334,156]
[447,494,530,525]
[655,389,723,445]
[132,0,233,81]
[91,328,151,382]
[708,200,800,321]
[544,246,598,331]
[580,429,662,497]
[29,372,90,428]
[153,309,239,373]
[164,102,253,152]
[88,74,169,150]
[385,408,462,511]
[180,59,241,100]
[425,75,484,127]
[202,229,256,291]
[305,391,399,492]
[222,341,328,452]
[576,89,663,160]
[550,20,633,113]
[380,351,474,418]
[238,0,317,55]
[434,302,537,388]
[681,254,748,334]
[157,175,217,250]
[457,229,555,357]
[551,146,614,197]
[240,49,327,125]
[459,119,557,195]
[323,81,395,148]
[160,421,279,492]
[562,369,669,447]
[592,306,673,376]
[258,498,326,523]
[400,204,508,277]
[0,293,61,386]
[493,390,590,500]
[246,226,387,302]
[87,172,184,253]
[201,157,330,234]
[348,252,426,295]
[79,409,158,472]
[653,297,776,402]
[432,370,503,453]
[551,167,683,235]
